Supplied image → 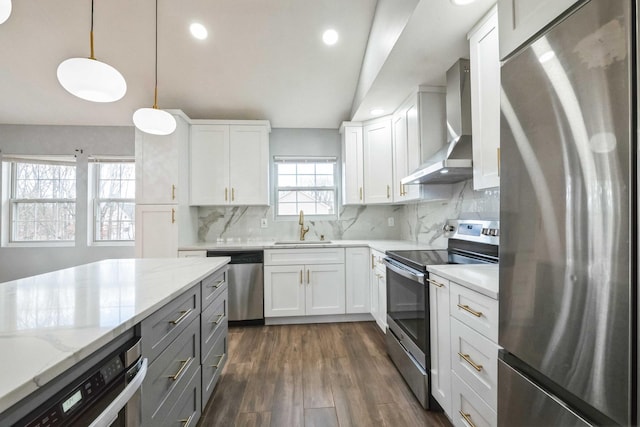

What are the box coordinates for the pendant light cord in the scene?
[89,0,95,59]
[153,0,159,109]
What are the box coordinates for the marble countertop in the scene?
[427,264,499,299]
[0,257,230,414]
[180,239,438,253]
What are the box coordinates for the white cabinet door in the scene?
[376,268,387,332]
[264,265,306,317]
[363,119,393,204]
[392,111,409,202]
[306,264,346,316]
[471,10,501,190]
[341,124,364,205]
[190,125,229,205]
[498,0,580,59]
[135,205,178,258]
[429,273,452,418]
[404,102,422,200]
[370,253,379,324]
[136,130,179,205]
[345,247,370,314]
[229,125,269,205]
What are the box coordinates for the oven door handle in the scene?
[383,258,425,283]
[88,357,148,427]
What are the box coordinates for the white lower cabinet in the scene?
[429,273,452,417]
[345,247,370,314]
[135,205,178,258]
[451,371,497,427]
[369,249,387,332]
[264,248,346,318]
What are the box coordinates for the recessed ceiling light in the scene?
[0,0,12,24]
[370,108,384,116]
[190,23,208,40]
[322,29,339,46]
[450,0,477,5]
[440,169,450,174]
[538,50,556,63]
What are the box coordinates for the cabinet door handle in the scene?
[372,254,375,269]
[459,411,477,427]
[497,147,501,177]
[179,414,194,427]
[400,183,403,196]
[169,357,192,381]
[232,188,235,201]
[207,280,225,289]
[387,185,390,199]
[171,208,176,224]
[169,308,192,325]
[210,353,226,369]
[457,304,483,318]
[360,187,363,201]
[427,278,445,288]
[225,188,228,201]
[209,314,224,325]
[300,270,303,284]
[458,352,483,372]
[307,269,310,284]
[172,184,176,200]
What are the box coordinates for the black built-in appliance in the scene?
[384,219,499,409]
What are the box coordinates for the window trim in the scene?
[90,159,135,245]
[7,159,77,244]
[273,156,339,221]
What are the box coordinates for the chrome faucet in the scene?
[299,210,309,241]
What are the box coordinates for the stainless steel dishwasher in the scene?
[207,250,264,325]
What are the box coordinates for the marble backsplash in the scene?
[198,205,405,242]
[401,180,500,248]
[197,179,499,245]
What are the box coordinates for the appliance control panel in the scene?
[443,219,500,244]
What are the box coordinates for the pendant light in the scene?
[132,0,176,136]
[0,0,11,24]
[56,0,126,102]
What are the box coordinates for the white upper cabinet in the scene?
[469,8,501,190]
[136,115,188,205]
[190,122,270,206]
[498,0,581,59]
[340,123,365,205]
[363,117,393,204]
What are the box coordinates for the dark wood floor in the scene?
[198,321,451,427]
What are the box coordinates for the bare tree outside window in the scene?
[11,161,76,242]
[276,160,336,218]
[94,162,135,241]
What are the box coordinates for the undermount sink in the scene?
[274,240,332,245]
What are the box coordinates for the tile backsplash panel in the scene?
[197,180,499,246]
[198,205,404,242]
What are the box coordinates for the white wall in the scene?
[0,125,135,282]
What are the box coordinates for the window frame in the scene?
[6,156,77,246]
[90,158,135,245]
[274,156,339,221]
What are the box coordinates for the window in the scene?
[92,160,135,242]
[8,157,77,242]
[275,157,337,218]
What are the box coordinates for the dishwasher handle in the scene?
[88,357,148,427]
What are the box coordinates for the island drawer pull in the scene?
[459,411,477,427]
[210,353,226,369]
[169,309,193,325]
[179,413,194,427]
[457,304,483,317]
[207,280,225,289]
[427,278,445,288]
[458,352,483,372]
[169,357,192,381]
[209,314,224,325]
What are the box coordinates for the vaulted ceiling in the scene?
[0,0,495,129]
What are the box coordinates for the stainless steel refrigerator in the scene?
[499,1,635,426]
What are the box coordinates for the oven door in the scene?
[384,258,427,368]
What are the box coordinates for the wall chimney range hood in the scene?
[402,59,473,185]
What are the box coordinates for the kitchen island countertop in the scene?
[427,264,499,299]
[0,257,230,414]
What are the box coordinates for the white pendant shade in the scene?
[0,0,11,25]
[57,57,127,102]
[133,107,176,135]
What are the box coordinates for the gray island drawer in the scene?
[202,325,228,405]
[153,365,202,427]
[142,284,201,363]
[201,267,228,309]
[201,288,228,354]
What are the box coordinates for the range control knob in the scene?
[443,224,455,232]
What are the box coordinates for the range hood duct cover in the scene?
[402,59,473,185]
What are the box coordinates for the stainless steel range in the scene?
[384,219,499,409]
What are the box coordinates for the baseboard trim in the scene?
[265,313,374,325]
